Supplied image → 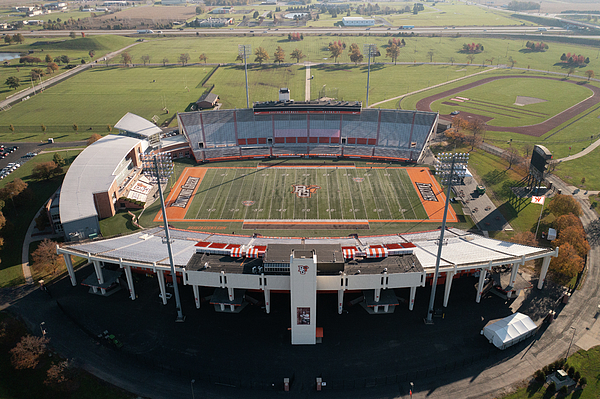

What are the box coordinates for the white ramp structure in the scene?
[482,312,538,350]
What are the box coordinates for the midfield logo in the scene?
[298,265,309,275]
[353,177,364,182]
[291,184,320,198]
[242,201,255,206]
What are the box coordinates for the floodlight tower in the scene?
[238,44,252,108]
[363,44,376,108]
[425,152,469,324]
[141,153,185,322]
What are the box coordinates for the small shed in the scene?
[482,312,538,350]
[196,93,219,109]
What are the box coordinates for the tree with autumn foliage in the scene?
[512,231,537,246]
[548,194,582,217]
[273,46,285,64]
[87,133,102,146]
[32,239,65,276]
[328,42,343,63]
[554,225,590,259]
[549,242,583,285]
[10,335,49,369]
[525,41,548,52]
[461,42,484,53]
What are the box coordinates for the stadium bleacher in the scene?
[177,106,438,163]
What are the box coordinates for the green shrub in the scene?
[547,381,556,394]
[563,363,569,371]
[534,370,545,382]
[558,385,567,395]
[568,366,575,378]
[574,371,580,382]
[580,376,587,385]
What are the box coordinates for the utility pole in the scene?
[238,44,251,108]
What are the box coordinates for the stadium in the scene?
[55,96,557,345]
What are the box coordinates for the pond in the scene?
[0,53,21,62]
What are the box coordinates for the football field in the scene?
[158,165,456,228]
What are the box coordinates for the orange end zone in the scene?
[405,168,457,223]
[154,167,207,222]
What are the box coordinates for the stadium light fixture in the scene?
[141,153,184,322]
[363,44,376,108]
[238,44,251,108]
[426,152,469,324]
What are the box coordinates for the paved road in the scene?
[554,137,600,163]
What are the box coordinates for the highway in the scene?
[17,25,569,37]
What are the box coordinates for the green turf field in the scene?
[185,167,429,221]
[430,77,592,127]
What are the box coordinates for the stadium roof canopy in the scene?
[59,135,141,225]
[59,227,553,271]
[114,112,162,138]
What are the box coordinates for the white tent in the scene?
[482,312,538,350]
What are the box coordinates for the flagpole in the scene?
[534,200,545,238]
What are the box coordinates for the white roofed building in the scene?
[342,17,375,26]
[59,135,148,241]
[115,112,162,146]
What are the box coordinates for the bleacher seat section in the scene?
[178,109,437,163]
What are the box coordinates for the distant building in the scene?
[162,0,188,5]
[341,17,375,26]
[44,2,68,10]
[102,1,128,6]
[210,6,233,14]
[194,17,233,27]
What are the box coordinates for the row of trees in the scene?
[3,33,24,45]
[288,32,304,41]
[507,1,540,11]
[444,116,486,150]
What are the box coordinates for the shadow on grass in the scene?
[552,62,588,69]
[525,381,543,397]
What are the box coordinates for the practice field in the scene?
[430,77,592,127]
[157,165,455,229]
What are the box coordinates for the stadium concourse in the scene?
[56,227,557,345]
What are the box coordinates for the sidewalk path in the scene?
[553,137,600,163]
[305,62,311,101]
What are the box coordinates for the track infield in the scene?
[416,75,600,137]
[155,165,456,228]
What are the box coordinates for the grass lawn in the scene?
[502,347,600,399]
[430,77,592,127]
[553,147,600,190]
[99,209,142,237]
[118,35,600,78]
[0,149,81,287]
[209,64,305,108]
[0,65,212,139]
[0,36,136,97]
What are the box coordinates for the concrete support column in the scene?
[157,270,167,305]
[476,268,488,303]
[374,288,381,303]
[63,254,76,286]
[264,288,271,314]
[227,286,234,301]
[124,265,135,300]
[193,285,200,309]
[337,289,344,314]
[537,256,552,289]
[93,260,104,284]
[507,262,520,299]
[443,271,455,307]
[409,286,417,311]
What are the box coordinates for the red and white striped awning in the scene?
[366,247,388,258]
[230,247,243,258]
[246,247,259,258]
[343,248,356,260]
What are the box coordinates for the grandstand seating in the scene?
[177,108,438,163]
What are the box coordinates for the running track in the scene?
[415,75,600,137]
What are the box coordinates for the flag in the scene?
[531,196,545,205]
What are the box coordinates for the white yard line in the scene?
[305,63,311,101]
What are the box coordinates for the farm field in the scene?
[430,77,593,127]
[165,166,435,223]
